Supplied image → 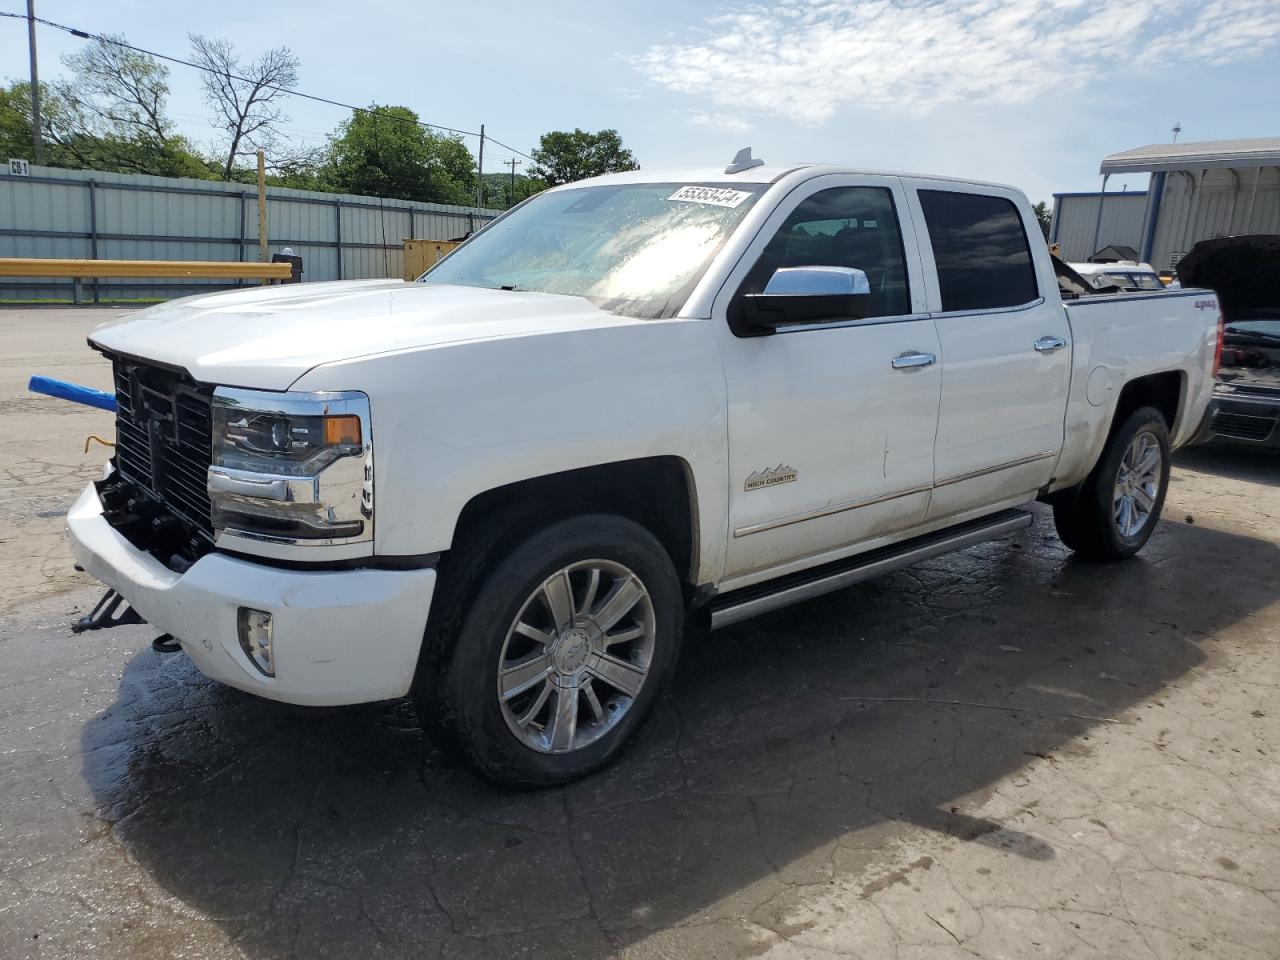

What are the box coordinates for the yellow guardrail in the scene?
[0,257,292,280]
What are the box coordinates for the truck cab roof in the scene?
[562,160,1018,194]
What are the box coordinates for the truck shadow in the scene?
[80,507,1275,958]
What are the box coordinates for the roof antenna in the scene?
[725,147,764,175]
[1171,121,1181,143]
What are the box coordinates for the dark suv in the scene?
[1183,236,1280,450]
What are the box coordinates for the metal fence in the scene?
[0,165,503,301]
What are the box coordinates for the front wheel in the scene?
[1053,406,1171,560]
[413,514,683,787]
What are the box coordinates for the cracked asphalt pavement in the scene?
[2,308,1278,959]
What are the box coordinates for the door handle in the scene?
[1034,336,1067,353]
[891,352,936,369]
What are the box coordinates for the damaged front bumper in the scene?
[66,481,435,706]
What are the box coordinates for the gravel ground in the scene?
[1,308,1278,960]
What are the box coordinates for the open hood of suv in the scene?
[1178,235,1280,315]
[89,279,631,390]
[1180,236,1280,394]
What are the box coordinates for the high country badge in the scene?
[744,464,797,492]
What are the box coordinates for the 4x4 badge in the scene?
[745,464,797,491]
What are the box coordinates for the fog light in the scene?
[237,608,275,677]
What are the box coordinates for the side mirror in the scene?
[739,266,871,332]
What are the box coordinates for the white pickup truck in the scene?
[69,152,1221,785]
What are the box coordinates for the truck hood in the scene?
[89,279,634,390]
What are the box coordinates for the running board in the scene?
[708,509,1033,630]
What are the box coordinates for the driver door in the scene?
[714,176,942,585]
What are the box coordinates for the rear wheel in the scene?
[413,514,682,787]
[1053,406,1171,560]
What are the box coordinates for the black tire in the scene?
[1053,406,1171,561]
[412,513,683,787]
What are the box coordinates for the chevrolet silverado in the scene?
[68,151,1221,784]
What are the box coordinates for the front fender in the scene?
[293,318,729,584]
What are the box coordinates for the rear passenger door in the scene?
[904,183,1071,520]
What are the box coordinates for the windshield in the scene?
[420,182,767,318]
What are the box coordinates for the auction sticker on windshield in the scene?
[668,185,753,208]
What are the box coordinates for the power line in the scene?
[0,9,538,163]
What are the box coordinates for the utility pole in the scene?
[257,150,268,279]
[505,157,521,207]
[27,0,43,165]
[475,124,485,209]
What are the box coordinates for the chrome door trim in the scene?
[732,483,932,538]
[934,450,1058,488]
[930,297,1045,320]
[773,312,934,334]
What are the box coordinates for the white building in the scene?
[1050,137,1280,271]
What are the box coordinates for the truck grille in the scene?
[1213,411,1276,442]
[111,357,216,540]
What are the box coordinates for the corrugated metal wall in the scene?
[1149,167,1280,271]
[0,165,502,301]
[1049,191,1148,262]
[1053,167,1280,270]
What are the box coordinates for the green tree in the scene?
[1031,200,1053,241]
[322,105,475,205]
[60,36,173,146]
[0,82,50,163]
[527,128,637,186]
[47,36,210,177]
[479,170,548,209]
[1,76,206,178]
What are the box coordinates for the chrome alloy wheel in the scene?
[497,560,656,755]
[1113,431,1162,538]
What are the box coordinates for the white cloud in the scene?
[687,110,754,134]
[633,0,1280,124]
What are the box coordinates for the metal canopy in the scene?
[1100,137,1280,174]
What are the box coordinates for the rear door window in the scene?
[918,190,1039,312]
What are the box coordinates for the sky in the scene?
[3,0,1279,202]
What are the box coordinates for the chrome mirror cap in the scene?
[763,266,871,297]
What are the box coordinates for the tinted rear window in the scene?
[918,191,1038,312]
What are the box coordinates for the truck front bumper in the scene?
[66,482,435,706]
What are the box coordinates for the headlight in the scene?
[207,388,372,550]
[216,409,361,476]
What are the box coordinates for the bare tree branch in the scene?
[189,34,301,180]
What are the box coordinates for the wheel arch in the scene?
[448,456,701,592]
[1108,369,1185,440]
[1044,369,1184,506]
